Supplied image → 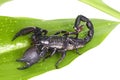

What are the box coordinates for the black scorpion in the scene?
[12,15,94,70]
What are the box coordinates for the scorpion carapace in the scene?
[12,15,94,70]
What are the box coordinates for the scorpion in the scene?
[12,15,94,70]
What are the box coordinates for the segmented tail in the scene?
[74,15,94,44]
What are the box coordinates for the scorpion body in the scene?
[12,15,94,70]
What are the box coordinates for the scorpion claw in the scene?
[12,27,48,41]
[17,62,31,70]
[55,50,66,69]
[12,27,36,41]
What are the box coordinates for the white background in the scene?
[0,0,120,80]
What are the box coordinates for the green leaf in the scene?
[0,0,11,5]
[80,0,120,20]
[0,16,119,80]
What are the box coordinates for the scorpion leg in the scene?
[50,48,57,56]
[44,48,57,60]
[54,30,68,35]
[39,47,48,58]
[75,48,80,55]
[55,50,66,69]
[54,30,80,39]
[68,38,80,55]
[55,37,68,69]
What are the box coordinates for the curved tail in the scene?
[74,15,94,44]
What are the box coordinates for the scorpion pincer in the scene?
[12,15,94,70]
